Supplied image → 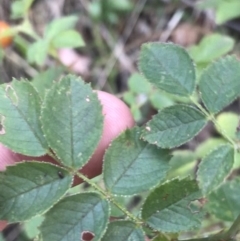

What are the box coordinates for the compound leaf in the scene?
[102,221,145,241]
[207,177,240,221]
[40,192,109,241]
[197,145,234,195]
[0,80,48,156]
[41,75,103,169]
[141,178,203,233]
[103,127,171,195]
[142,105,207,148]
[139,43,196,96]
[0,162,72,222]
[199,56,240,114]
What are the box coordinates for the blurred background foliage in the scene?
[1,0,240,240]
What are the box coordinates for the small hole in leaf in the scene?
[145,126,151,131]
[58,171,64,179]
[0,116,5,135]
[81,231,95,241]
[5,84,18,106]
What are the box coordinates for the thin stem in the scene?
[75,172,172,240]
[47,150,61,164]
[189,96,236,146]
[75,172,141,224]
[225,214,240,238]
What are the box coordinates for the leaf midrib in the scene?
[147,47,190,95]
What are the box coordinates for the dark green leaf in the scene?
[102,221,145,241]
[52,30,85,49]
[139,43,196,96]
[0,162,72,222]
[142,105,207,148]
[0,80,48,156]
[197,145,234,195]
[40,192,109,241]
[41,75,103,169]
[141,178,203,232]
[103,127,171,195]
[199,56,240,114]
[207,177,240,221]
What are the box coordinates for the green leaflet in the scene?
[102,221,145,241]
[0,162,72,222]
[41,75,103,169]
[51,30,85,49]
[40,193,109,241]
[128,73,151,94]
[199,56,240,114]
[207,177,240,222]
[215,1,240,24]
[189,33,234,64]
[141,178,203,233]
[215,112,239,139]
[142,105,207,148]
[103,127,171,195]
[0,80,48,156]
[139,42,196,96]
[45,15,79,40]
[197,145,234,195]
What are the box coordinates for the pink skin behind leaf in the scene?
[0,91,134,232]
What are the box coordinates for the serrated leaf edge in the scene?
[196,144,234,196]
[138,42,197,97]
[141,104,208,149]
[199,55,240,114]
[1,161,73,223]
